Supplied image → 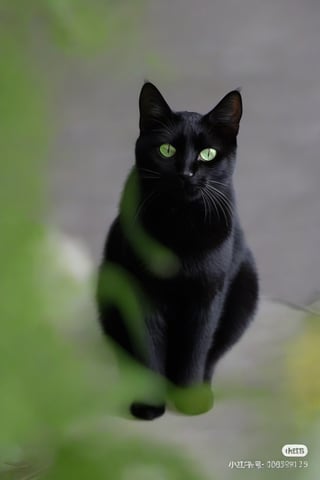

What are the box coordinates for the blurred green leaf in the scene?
[0,3,208,480]
[44,433,205,480]
[284,313,320,423]
[120,169,180,277]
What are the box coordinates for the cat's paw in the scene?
[130,402,166,420]
[170,383,214,415]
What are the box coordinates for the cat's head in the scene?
[135,82,242,201]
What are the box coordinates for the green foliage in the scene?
[0,0,144,53]
[0,2,208,479]
[44,434,204,480]
[284,312,320,422]
[120,170,180,277]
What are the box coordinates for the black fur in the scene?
[97,83,259,420]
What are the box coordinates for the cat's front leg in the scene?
[204,254,258,382]
[166,305,220,415]
[129,312,168,420]
[99,304,167,420]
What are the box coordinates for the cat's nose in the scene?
[178,170,194,179]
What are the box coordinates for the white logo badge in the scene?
[282,445,308,457]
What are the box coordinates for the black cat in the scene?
[97,82,259,420]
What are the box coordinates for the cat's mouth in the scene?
[143,174,202,202]
[172,178,202,201]
[183,183,201,198]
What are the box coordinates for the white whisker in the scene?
[203,185,233,228]
[139,167,161,177]
[134,191,158,222]
[205,185,234,217]
[207,179,230,188]
[200,188,208,223]
[202,187,221,224]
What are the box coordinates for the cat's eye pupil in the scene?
[199,148,217,162]
[159,143,176,158]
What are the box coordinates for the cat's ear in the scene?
[139,82,172,131]
[203,90,242,136]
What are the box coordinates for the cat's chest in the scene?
[180,251,229,288]
[148,247,232,306]
[143,207,229,253]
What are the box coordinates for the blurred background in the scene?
[1,1,320,479]
[47,0,320,305]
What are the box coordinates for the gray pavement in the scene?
[48,0,320,304]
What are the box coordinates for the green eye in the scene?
[199,148,217,162]
[159,143,176,158]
